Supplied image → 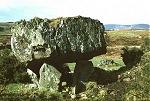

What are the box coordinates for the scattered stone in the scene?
[25,84,38,89]
[80,93,88,100]
[123,78,131,82]
[71,94,76,99]
[0,43,3,46]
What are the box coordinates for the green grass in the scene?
[67,56,124,71]
[91,56,124,70]
[0,84,64,101]
[0,22,12,43]
[0,30,11,35]
[4,83,25,93]
[107,30,149,38]
[0,22,12,36]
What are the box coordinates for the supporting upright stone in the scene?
[74,61,94,94]
[39,63,61,92]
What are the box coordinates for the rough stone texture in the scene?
[74,61,94,82]
[39,63,61,91]
[121,47,143,67]
[74,61,94,94]
[11,16,106,63]
[27,68,39,87]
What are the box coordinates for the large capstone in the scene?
[11,16,106,63]
[39,63,61,91]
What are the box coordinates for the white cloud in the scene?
[0,0,14,10]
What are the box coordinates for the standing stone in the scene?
[39,63,61,92]
[74,61,94,94]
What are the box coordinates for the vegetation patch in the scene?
[106,30,148,46]
[0,49,31,84]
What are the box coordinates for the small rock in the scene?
[80,93,87,100]
[71,94,76,99]
[123,78,131,82]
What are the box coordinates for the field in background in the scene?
[0,23,12,45]
[106,30,149,46]
[0,22,12,35]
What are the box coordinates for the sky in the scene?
[0,0,149,24]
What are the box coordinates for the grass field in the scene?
[0,22,12,35]
[106,30,149,46]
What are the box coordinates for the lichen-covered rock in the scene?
[39,63,61,91]
[11,16,106,62]
[121,47,143,67]
[27,68,39,87]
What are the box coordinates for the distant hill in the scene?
[104,24,150,30]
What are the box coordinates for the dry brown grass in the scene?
[106,30,149,46]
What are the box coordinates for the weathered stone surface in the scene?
[11,16,106,62]
[39,63,61,91]
[121,47,143,67]
[27,68,39,87]
[74,61,94,94]
[74,61,94,82]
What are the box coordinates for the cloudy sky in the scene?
[0,0,149,24]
